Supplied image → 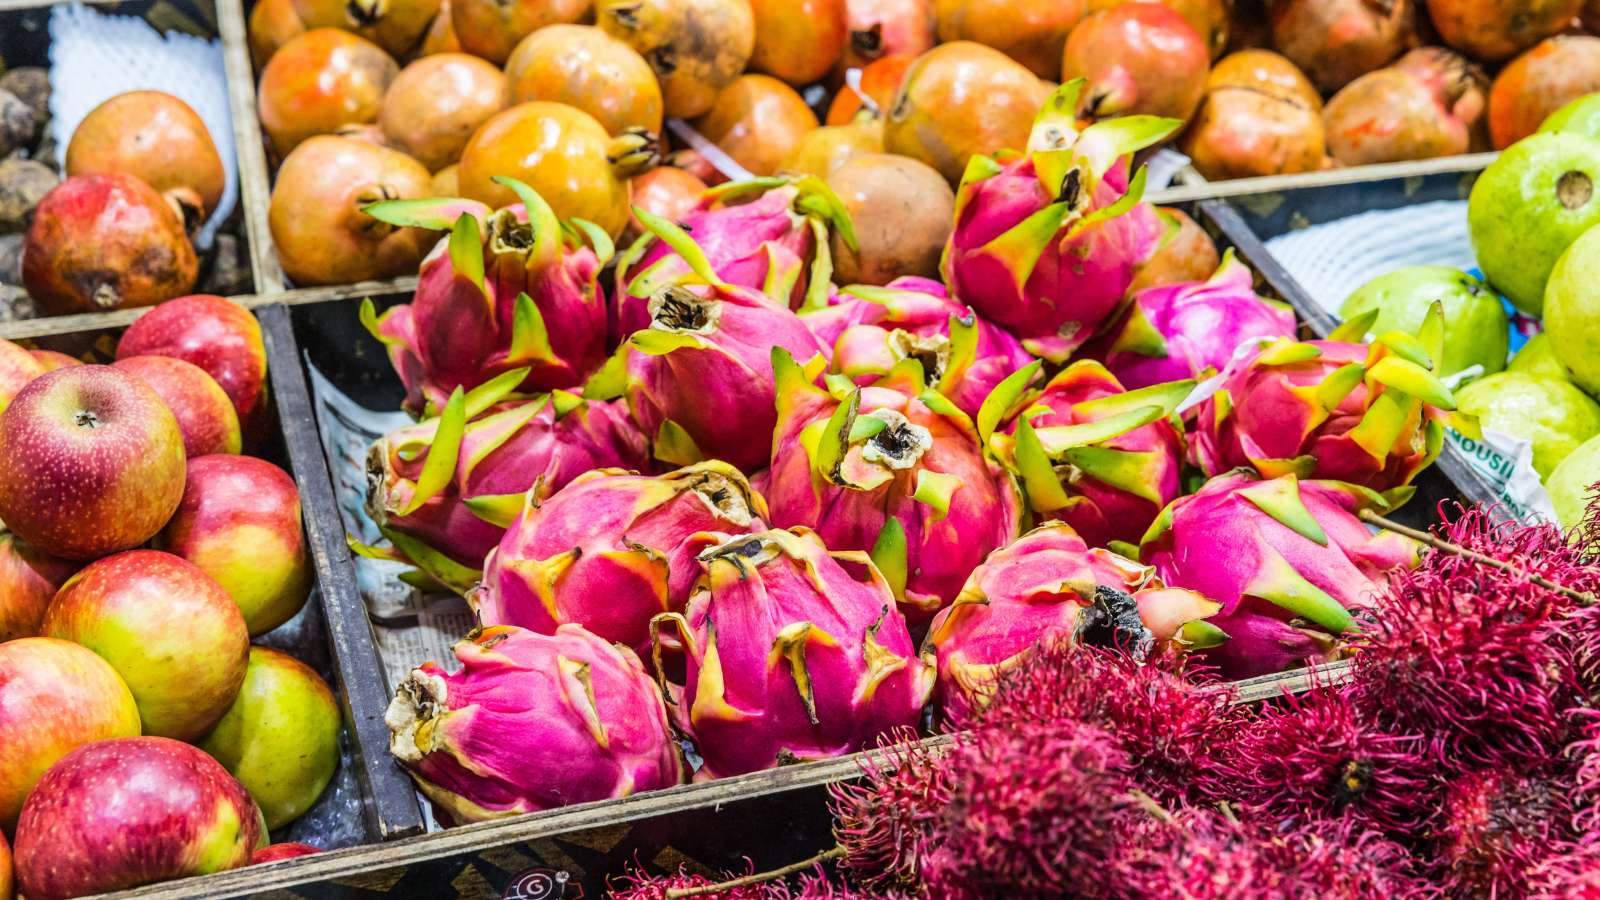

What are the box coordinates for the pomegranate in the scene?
[256,28,398,157]
[749,0,846,86]
[1127,206,1220,294]
[504,25,664,136]
[1324,46,1487,165]
[1427,0,1582,62]
[692,74,820,177]
[23,174,197,315]
[1209,48,1323,107]
[1489,36,1600,149]
[248,0,306,70]
[1229,0,1272,51]
[290,0,440,57]
[1270,0,1416,92]
[65,91,226,218]
[418,0,460,54]
[1089,0,1230,59]
[457,101,656,236]
[1181,50,1327,179]
[597,0,756,119]
[624,166,708,242]
[882,41,1052,183]
[826,152,953,284]
[1062,3,1210,122]
[825,52,912,125]
[666,148,728,185]
[934,0,1086,79]
[334,122,390,146]
[1587,0,1600,32]
[782,114,884,177]
[378,53,504,172]
[268,135,435,285]
[840,0,935,72]
[450,0,587,63]
[431,163,459,195]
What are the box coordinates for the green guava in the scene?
[1546,433,1600,529]
[1507,332,1575,381]
[1455,372,1600,480]
[1340,265,1507,378]
[1540,93,1600,140]
[1543,221,1600,397]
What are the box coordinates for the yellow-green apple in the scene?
[0,637,141,831]
[12,737,264,899]
[253,842,320,864]
[112,355,243,458]
[0,532,77,642]
[116,295,269,431]
[29,350,81,372]
[0,338,46,415]
[0,366,186,560]
[200,647,341,829]
[43,550,249,741]
[158,456,311,635]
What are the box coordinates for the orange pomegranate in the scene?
[667,148,726,185]
[1209,48,1322,107]
[749,0,847,86]
[624,166,708,242]
[826,152,952,284]
[1089,0,1230,60]
[378,53,504,172]
[334,122,392,146]
[248,0,306,70]
[268,135,436,285]
[1323,46,1486,165]
[449,0,587,64]
[1270,0,1415,93]
[1489,35,1600,149]
[289,0,440,58]
[504,25,664,136]
[457,101,657,236]
[840,0,935,72]
[1181,50,1327,179]
[882,41,1052,183]
[597,0,755,119]
[693,74,820,177]
[782,114,884,177]
[1062,3,1210,122]
[934,0,1086,80]
[825,53,912,124]
[431,163,460,195]
[1127,207,1220,295]
[418,0,461,54]
[65,91,226,218]
[1426,0,1582,62]
[257,29,398,157]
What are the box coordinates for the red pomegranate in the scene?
[1489,36,1600,149]
[65,91,226,219]
[750,0,847,86]
[256,28,398,158]
[1269,0,1416,92]
[623,166,709,243]
[1062,3,1210,122]
[840,0,935,72]
[1089,0,1230,60]
[1127,207,1221,295]
[1181,50,1328,179]
[1427,0,1582,62]
[1324,46,1487,165]
[825,53,913,125]
[692,74,820,177]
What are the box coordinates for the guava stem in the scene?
[1360,509,1596,606]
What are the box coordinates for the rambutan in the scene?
[1432,768,1580,899]
[827,731,954,893]
[608,862,768,900]
[768,870,909,899]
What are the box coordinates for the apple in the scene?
[158,455,311,635]
[0,637,141,831]
[113,355,243,458]
[116,295,269,431]
[13,737,264,900]
[253,843,321,864]
[0,532,77,642]
[200,647,341,829]
[0,366,186,560]
[0,338,46,415]
[29,350,81,372]
[43,550,249,741]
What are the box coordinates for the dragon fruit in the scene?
[386,624,683,823]
[924,522,1221,726]
[801,276,1033,419]
[362,178,612,415]
[1190,305,1477,492]
[473,461,767,659]
[1083,250,1298,391]
[652,527,933,780]
[1138,469,1419,677]
[764,351,1022,622]
[980,360,1192,548]
[941,80,1181,363]
[355,373,649,593]
[613,176,857,339]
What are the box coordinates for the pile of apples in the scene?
[0,296,336,899]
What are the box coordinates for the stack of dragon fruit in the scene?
[353,80,1473,825]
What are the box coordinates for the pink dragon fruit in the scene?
[355,372,649,593]
[474,461,767,659]
[362,178,612,415]
[1138,469,1419,677]
[764,351,1022,623]
[386,623,684,823]
[652,527,933,780]
[980,359,1192,548]
[924,522,1221,726]
[613,176,857,339]
[1082,250,1298,390]
[1190,305,1477,492]
[800,276,1033,419]
[941,80,1181,363]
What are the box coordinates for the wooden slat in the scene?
[1148,152,1497,205]
[214,0,284,293]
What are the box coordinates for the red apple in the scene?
[0,532,77,642]
[13,737,264,900]
[253,842,321,864]
[157,456,311,635]
[29,350,82,372]
[116,295,269,431]
[113,355,243,458]
[0,338,46,415]
[0,366,186,560]
[0,828,11,900]
[0,637,141,831]
[43,550,248,740]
